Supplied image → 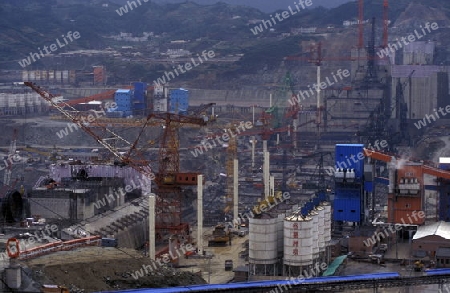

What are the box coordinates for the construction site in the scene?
[0,0,450,292]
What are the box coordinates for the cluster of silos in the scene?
[283,193,332,277]
[0,92,50,115]
[22,70,74,84]
[248,192,296,277]
[247,191,331,278]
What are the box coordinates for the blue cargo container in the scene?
[115,89,133,114]
[335,144,364,180]
[134,82,146,92]
[333,198,361,222]
[169,88,189,114]
[131,83,147,115]
[115,89,133,105]
[134,82,146,102]
[115,89,133,98]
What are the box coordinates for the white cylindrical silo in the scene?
[249,214,278,276]
[316,205,325,255]
[322,201,331,244]
[309,209,319,262]
[271,200,295,260]
[277,213,285,258]
[283,211,313,277]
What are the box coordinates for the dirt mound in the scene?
[24,247,206,292]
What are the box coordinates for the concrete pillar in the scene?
[264,151,270,198]
[197,175,203,255]
[233,159,239,222]
[148,194,155,260]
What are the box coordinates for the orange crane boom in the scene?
[364,148,450,180]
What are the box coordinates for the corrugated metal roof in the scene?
[323,255,347,276]
[413,221,450,240]
[391,65,444,78]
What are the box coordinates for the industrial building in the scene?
[0,92,50,115]
[28,163,150,220]
[412,221,450,259]
[2,0,450,292]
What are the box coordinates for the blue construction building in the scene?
[169,88,189,115]
[333,144,373,224]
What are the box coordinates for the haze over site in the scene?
[111,0,352,12]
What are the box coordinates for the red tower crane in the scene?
[358,0,364,49]
[382,0,389,48]
[24,82,212,240]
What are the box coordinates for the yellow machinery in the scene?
[208,224,231,247]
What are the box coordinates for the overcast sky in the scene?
[144,0,353,13]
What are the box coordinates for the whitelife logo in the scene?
[232,192,291,228]
[55,102,117,139]
[376,22,439,58]
[116,0,149,16]
[131,243,195,279]
[0,225,60,261]
[266,261,328,293]
[18,31,81,68]
[93,179,152,210]
[288,69,350,106]
[414,105,450,130]
[153,50,215,86]
[250,0,313,35]
[325,140,388,176]
[190,121,253,157]
[363,211,425,247]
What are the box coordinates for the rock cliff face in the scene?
[393,2,450,29]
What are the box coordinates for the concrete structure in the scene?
[412,221,450,258]
[31,177,125,220]
[0,92,50,115]
[403,41,435,66]
[391,65,449,119]
[436,247,450,268]
[30,163,151,221]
